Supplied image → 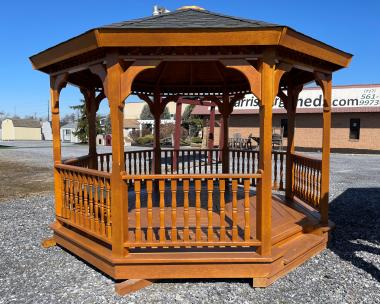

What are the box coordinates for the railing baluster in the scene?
[183,179,190,242]
[74,172,80,224]
[279,152,284,190]
[79,174,85,226]
[135,179,142,242]
[83,174,89,228]
[105,179,111,239]
[164,150,168,174]
[244,179,251,241]
[63,170,69,218]
[195,179,201,242]
[273,152,278,189]
[192,150,196,174]
[94,177,99,233]
[88,176,94,230]
[146,179,153,242]
[100,155,104,172]
[99,176,106,235]
[232,150,236,173]
[159,179,165,242]
[207,179,214,241]
[232,179,238,241]
[171,179,177,242]
[219,179,226,241]
[138,151,142,174]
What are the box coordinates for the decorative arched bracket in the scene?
[80,87,106,113]
[315,72,332,112]
[121,60,161,102]
[278,82,303,111]
[50,73,68,114]
[273,62,292,102]
[209,93,244,117]
[90,58,160,109]
[220,59,261,100]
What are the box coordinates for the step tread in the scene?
[279,234,325,265]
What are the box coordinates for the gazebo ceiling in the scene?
[30,7,352,96]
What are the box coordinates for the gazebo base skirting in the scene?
[50,149,331,291]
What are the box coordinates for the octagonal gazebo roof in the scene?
[30,7,352,96]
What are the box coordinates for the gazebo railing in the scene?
[64,149,286,190]
[291,153,322,210]
[63,154,92,168]
[55,163,112,244]
[121,173,262,249]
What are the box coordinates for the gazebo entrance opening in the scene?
[31,7,352,294]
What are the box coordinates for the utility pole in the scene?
[48,99,50,121]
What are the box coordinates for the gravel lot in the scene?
[0,141,379,303]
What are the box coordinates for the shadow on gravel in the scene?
[329,188,380,282]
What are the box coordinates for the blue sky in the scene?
[0,0,379,118]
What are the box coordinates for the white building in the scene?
[60,122,80,143]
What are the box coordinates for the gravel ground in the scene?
[0,142,379,303]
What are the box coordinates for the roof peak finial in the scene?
[153,5,170,16]
[177,5,205,11]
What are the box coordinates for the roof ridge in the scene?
[103,8,279,28]
[191,9,278,26]
[105,9,190,27]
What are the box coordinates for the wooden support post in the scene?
[173,100,182,171]
[207,105,215,163]
[316,73,332,226]
[218,116,224,162]
[256,56,275,256]
[89,59,159,257]
[221,111,229,173]
[106,55,128,257]
[87,96,98,170]
[50,74,67,218]
[285,85,302,200]
[153,94,162,174]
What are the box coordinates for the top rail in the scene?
[55,163,111,178]
[121,172,263,180]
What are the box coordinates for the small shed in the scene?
[96,134,112,146]
[1,118,42,140]
[60,122,80,143]
[41,121,52,140]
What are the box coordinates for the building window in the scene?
[349,119,360,140]
[65,129,71,136]
[281,119,288,138]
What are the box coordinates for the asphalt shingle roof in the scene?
[103,8,280,30]
[12,119,41,128]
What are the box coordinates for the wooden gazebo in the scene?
[30,7,352,294]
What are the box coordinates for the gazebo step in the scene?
[279,233,325,265]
